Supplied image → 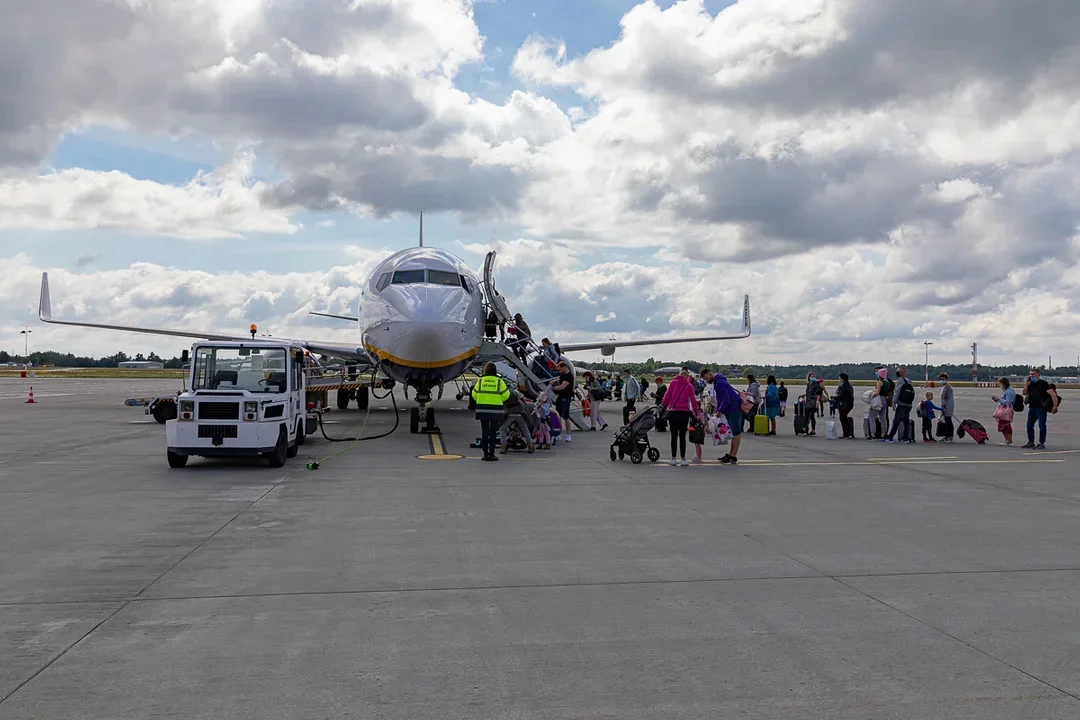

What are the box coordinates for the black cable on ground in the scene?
[306,370,400,469]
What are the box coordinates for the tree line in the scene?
[3,348,1075,380]
[573,358,1077,382]
[0,350,186,369]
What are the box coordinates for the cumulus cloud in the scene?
[2,0,1080,362]
[0,155,296,238]
[0,0,561,223]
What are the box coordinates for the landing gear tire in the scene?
[631,450,644,464]
[425,407,435,430]
[647,447,660,463]
[166,451,188,468]
[266,430,288,468]
[336,389,351,410]
[409,407,421,434]
[356,386,369,410]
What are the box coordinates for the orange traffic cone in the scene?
[25,386,36,404]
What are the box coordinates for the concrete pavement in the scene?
[1,378,1079,718]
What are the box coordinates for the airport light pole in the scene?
[20,327,31,365]
[923,340,933,383]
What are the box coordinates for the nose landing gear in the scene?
[409,384,440,434]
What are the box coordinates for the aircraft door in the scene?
[482,251,511,325]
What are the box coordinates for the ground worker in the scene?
[471,362,511,461]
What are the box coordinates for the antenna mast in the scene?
[419,211,424,247]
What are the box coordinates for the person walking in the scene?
[582,371,609,431]
[701,368,743,464]
[471,363,510,461]
[551,361,576,443]
[835,373,855,438]
[991,377,1016,446]
[511,313,531,362]
[938,373,956,441]
[660,369,701,466]
[778,381,788,417]
[883,367,915,443]
[621,369,641,425]
[803,372,823,436]
[764,375,780,435]
[1022,368,1057,449]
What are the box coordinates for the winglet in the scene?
[742,294,751,337]
[39,272,52,322]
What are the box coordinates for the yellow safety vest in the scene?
[472,375,510,411]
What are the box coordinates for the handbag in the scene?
[688,414,706,445]
[993,405,1014,423]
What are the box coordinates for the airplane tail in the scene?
[742,294,751,336]
[39,273,52,322]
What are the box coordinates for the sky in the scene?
[2,0,1079,367]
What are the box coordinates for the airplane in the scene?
[37,216,752,434]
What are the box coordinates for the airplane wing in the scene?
[558,294,751,354]
[38,272,373,363]
[310,311,360,322]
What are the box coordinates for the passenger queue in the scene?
[471,362,1065,464]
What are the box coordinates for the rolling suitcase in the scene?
[754,413,770,436]
[957,419,988,444]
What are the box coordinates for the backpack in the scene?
[897,379,915,406]
[916,401,926,418]
[1012,393,1024,412]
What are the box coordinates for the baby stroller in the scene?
[609,406,661,464]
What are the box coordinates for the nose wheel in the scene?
[409,405,440,434]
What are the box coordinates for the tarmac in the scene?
[2,376,1079,719]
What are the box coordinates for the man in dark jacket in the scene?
[835,373,856,438]
[1023,367,1056,449]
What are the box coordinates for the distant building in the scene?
[118,361,165,369]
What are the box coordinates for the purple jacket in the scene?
[713,375,741,416]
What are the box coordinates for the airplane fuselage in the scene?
[356,247,485,395]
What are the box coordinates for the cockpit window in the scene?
[427,270,461,286]
[460,275,472,293]
[391,270,426,285]
[376,272,392,292]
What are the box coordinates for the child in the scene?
[917,392,945,442]
[547,408,563,445]
[534,401,553,449]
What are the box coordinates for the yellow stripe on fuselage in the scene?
[364,343,479,370]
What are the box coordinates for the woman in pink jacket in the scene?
[660,369,702,466]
